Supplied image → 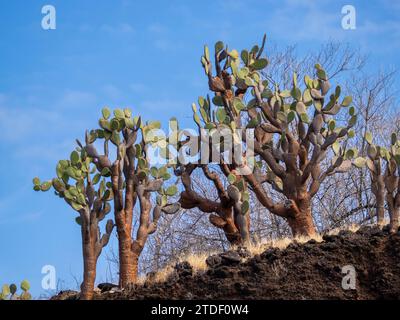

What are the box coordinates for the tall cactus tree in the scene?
[87,108,180,287]
[176,163,251,245]
[168,101,251,245]
[181,36,359,238]
[33,140,114,300]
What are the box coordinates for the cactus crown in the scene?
[0,281,31,300]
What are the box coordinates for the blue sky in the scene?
[0,0,399,297]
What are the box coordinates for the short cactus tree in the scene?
[33,139,114,300]
[0,281,31,300]
[384,133,400,232]
[360,132,400,232]
[361,132,387,227]
[179,36,359,238]
[84,108,181,287]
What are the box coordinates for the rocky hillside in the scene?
[54,226,400,300]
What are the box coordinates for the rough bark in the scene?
[387,194,400,233]
[117,223,136,287]
[374,175,386,227]
[286,207,316,237]
[80,222,97,300]
[80,245,96,300]
[390,207,400,233]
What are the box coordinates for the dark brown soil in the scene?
[54,226,400,300]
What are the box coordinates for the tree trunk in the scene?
[80,229,97,300]
[375,176,385,227]
[233,205,251,245]
[118,230,135,287]
[209,207,242,245]
[389,207,399,233]
[376,205,385,227]
[286,208,316,237]
[386,194,399,234]
[131,252,139,283]
[285,195,316,237]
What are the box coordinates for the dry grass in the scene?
[184,251,210,272]
[326,223,361,236]
[143,250,216,284]
[150,265,175,284]
[245,233,323,256]
[140,223,368,285]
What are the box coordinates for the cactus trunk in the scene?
[287,209,316,237]
[386,193,400,233]
[375,175,385,227]
[80,224,97,300]
[117,225,136,287]
[376,205,385,227]
[286,195,316,237]
[131,253,139,283]
[389,207,399,233]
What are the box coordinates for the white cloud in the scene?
[257,0,342,42]
[0,211,43,225]
[130,83,147,93]
[57,90,97,109]
[102,84,122,100]
[0,105,60,142]
[148,23,168,34]
[137,98,188,119]
[100,23,135,34]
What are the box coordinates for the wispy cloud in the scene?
[147,22,183,52]
[130,83,148,93]
[147,23,168,34]
[102,84,122,100]
[138,98,188,120]
[0,185,43,225]
[100,23,135,34]
[57,90,97,109]
[0,211,43,225]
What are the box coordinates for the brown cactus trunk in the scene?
[375,176,385,227]
[376,205,385,227]
[287,207,316,237]
[117,223,136,287]
[209,206,244,245]
[80,226,97,300]
[386,193,399,234]
[389,207,399,233]
[131,252,140,283]
[285,193,316,237]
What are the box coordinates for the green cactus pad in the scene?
[9,284,17,295]
[102,107,111,120]
[165,185,178,196]
[20,280,30,292]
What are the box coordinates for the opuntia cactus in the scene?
[384,133,400,232]
[176,35,359,240]
[82,108,180,287]
[357,132,400,232]
[19,280,32,300]
[33,136,115,300]
[0,281,31,300]
[356,132,386,227]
